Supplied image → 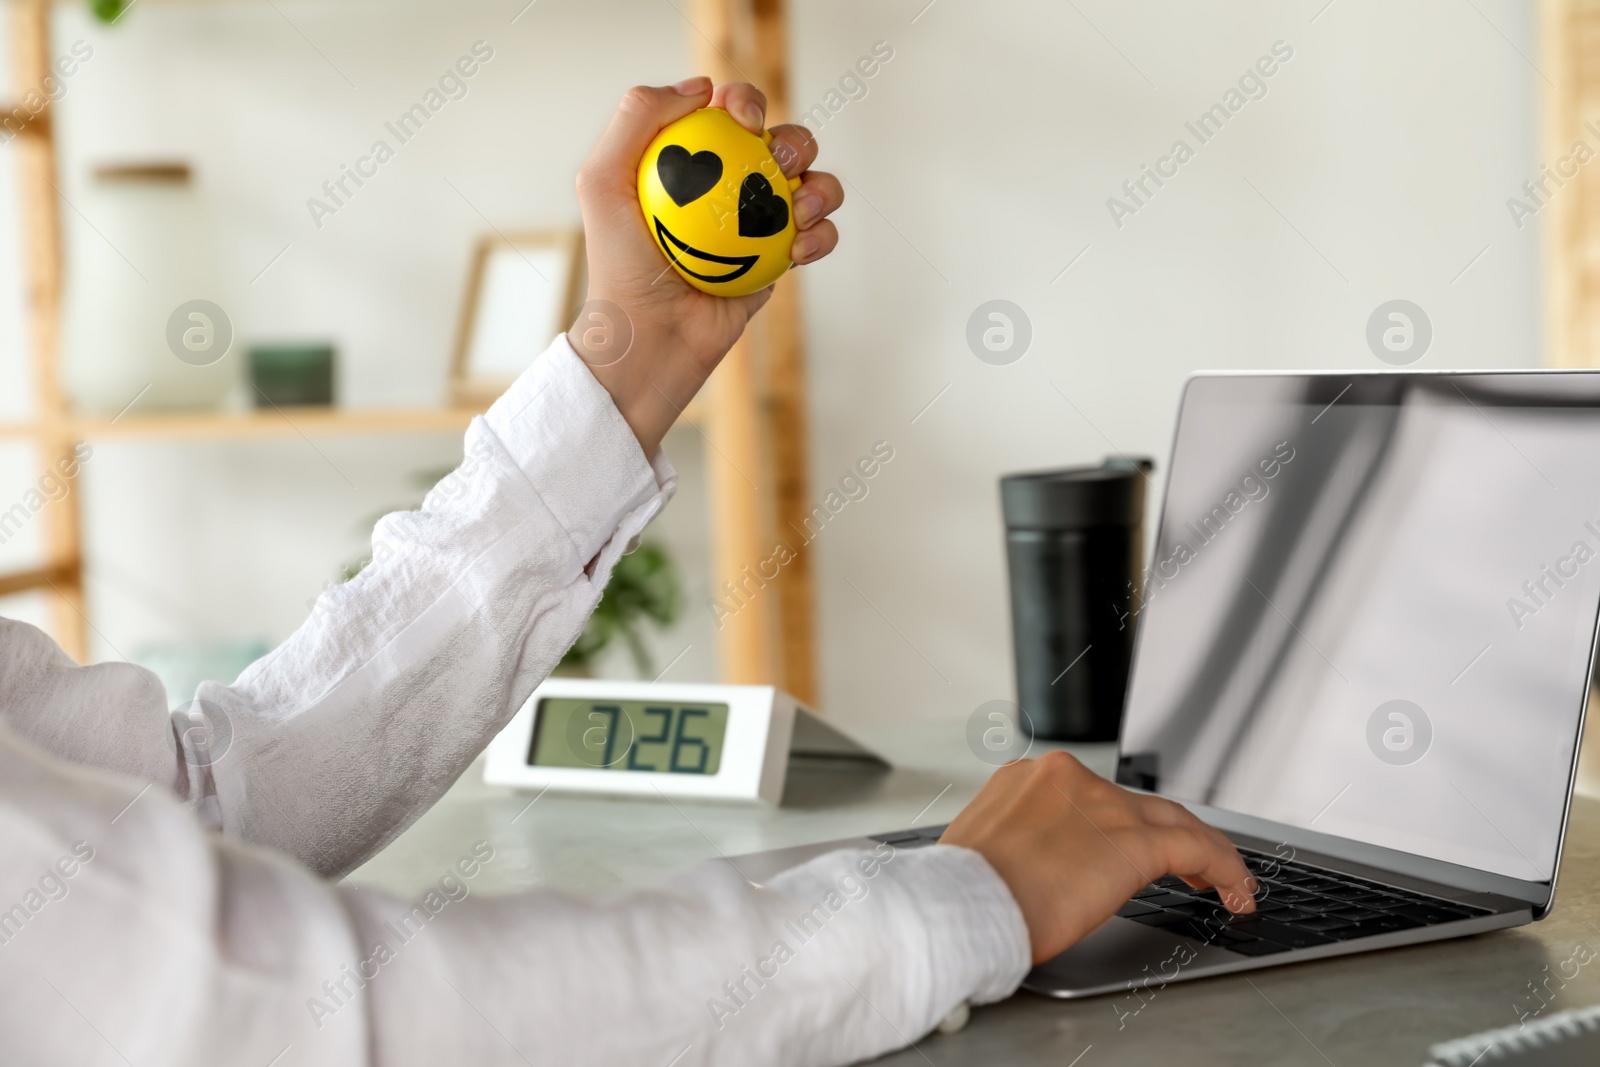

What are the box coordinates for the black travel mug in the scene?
[1000,457,1151,742]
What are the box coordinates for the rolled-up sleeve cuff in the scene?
[874,844,1032,1006]
[482,334,676,564]
[767,842,1032,1015]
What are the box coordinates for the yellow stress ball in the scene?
[637,107,801,297]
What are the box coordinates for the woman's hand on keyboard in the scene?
[940,750,1258,964]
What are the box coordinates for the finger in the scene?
[1218,881,1259,914]
[710,82,767,133]
[583,80,712,196]
[792,170,843,230]
[791,219,837,265]
[1146,825,1257,913]
[1191,824,1254,902]
[1181,849,1257,910]
[767,123,818,177]
[1134,797,1257,907]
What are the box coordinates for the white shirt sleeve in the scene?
[0,335,1032,1067]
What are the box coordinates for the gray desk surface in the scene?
[349,728,1600,1066]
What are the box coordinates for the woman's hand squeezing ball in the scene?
[569,78,843,456]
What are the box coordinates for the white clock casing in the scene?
[483,678,885,804]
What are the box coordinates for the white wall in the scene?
[0,0,1541,727]
[790,0,1542,728]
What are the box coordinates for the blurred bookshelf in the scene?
[0,0,809,702]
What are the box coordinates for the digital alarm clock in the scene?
[484,679,887,804]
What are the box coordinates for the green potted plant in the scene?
[555,541,680,677]
[90,0,131,22]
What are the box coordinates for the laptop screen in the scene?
[1116,374,1600,884]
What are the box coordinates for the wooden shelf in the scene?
[0,406,485,442]
[0,395,705,442]
[0,563,74,599]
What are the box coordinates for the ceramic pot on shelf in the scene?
[63,161,242,417]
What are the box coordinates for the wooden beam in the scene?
[703,340,776,684]
[746,0,815,706]
[1542,0,1600,368]
[11,0,86,662]
[12,0,62,426]
[1543,0,1600,795]
[687,0,817,703]
[689,0,775,689]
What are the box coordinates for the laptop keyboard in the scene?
[1119,847,1492,956]
[868,830,1492,957]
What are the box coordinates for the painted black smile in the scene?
[653,216,760,284]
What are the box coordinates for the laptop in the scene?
[735,370,1600,997]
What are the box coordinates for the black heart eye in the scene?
[657,145,722,206]
[738,174,788,238]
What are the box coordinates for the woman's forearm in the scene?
[344,844,1030,1067]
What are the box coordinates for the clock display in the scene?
[528,698,730,775]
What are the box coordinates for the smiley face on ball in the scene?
[637,107,798,297]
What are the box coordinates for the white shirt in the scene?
[0,336,1031,1067]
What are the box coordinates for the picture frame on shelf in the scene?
[450,229,585,406]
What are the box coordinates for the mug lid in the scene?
[1000,458,1152,530]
